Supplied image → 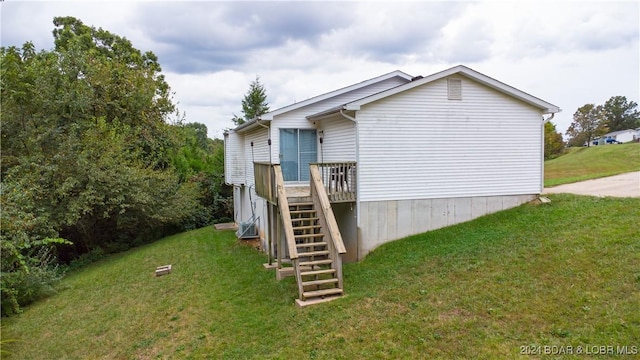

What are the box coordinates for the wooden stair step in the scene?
[292,224,321,231]
[295,233,324,239]
[289,210,317,217]
[299,259,333,267]
[290,209,316,215]
[300,268,336,277]
[303,288,343,299]
[291,217,319,223]
[291,201,313,207]
[296,241,327,248]
[299,250,329,257]
[302,278,339,287]
[288,197,312,204]
[289,202,314,207]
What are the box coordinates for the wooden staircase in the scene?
[289,201,343,305]
[268,164,346,306]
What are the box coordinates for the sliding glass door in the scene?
[279,129,317,182]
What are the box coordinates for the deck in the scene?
[254,162,357,204]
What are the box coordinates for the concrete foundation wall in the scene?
[357,194,536,260]
[331,203,358,263]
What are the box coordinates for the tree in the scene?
[232,75,270,125]
[600,96,640,132]
[169,123,233,228]
[1,17,205,314]
[566,104,606,147]
[544,121,565,159]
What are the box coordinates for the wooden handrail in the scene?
[273,165,298,260]
[309,165,347,254]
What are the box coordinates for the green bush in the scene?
[0,228,70,316]
[0,180,72,316]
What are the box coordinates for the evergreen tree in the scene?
[232,76,270,125]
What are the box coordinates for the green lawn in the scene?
[545,142,640,186]
[3,194,639,359]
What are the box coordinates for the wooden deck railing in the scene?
[254,162,276,203]
[310,165,346,289]
[255,161,356,203]
[313,162,357,202]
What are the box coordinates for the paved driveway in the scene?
[543,172,640,198]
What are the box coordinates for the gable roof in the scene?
[348,65,560,113]
[234,70,413,132]
[308,65,560,120]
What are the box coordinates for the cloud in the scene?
[489,2,639,59]
[433,10,494,63]
[133,1,471,74]
[134,2,353,73]
[1,1,637,139]
[0,1,138,50]
[316,2,468,64]
[562,4,639,51]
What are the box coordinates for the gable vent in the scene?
[448,78,462,100]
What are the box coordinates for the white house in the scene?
[599,129,640,144]
[224,65,560,305]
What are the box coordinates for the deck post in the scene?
[267,204,273,265]
[276,205,282,270]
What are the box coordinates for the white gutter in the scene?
[255,117,269,129]
[339,109,356,122]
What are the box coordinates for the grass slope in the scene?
[3,194,639,359]
[545,142,640,186]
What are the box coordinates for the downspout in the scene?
[339,109,356,122]
[543,113,555,123]
[338,108,361,260]
[255,117,274,264]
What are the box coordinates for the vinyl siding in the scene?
[269,78,407,163]
[317,115,356,162]
[357,76,543,202]
[243,127,270,187]
[224,131,245,185]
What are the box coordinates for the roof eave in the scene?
[234,118,272,133]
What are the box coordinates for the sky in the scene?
[1,1,638,140]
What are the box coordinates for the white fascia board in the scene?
[259,70,413,120]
